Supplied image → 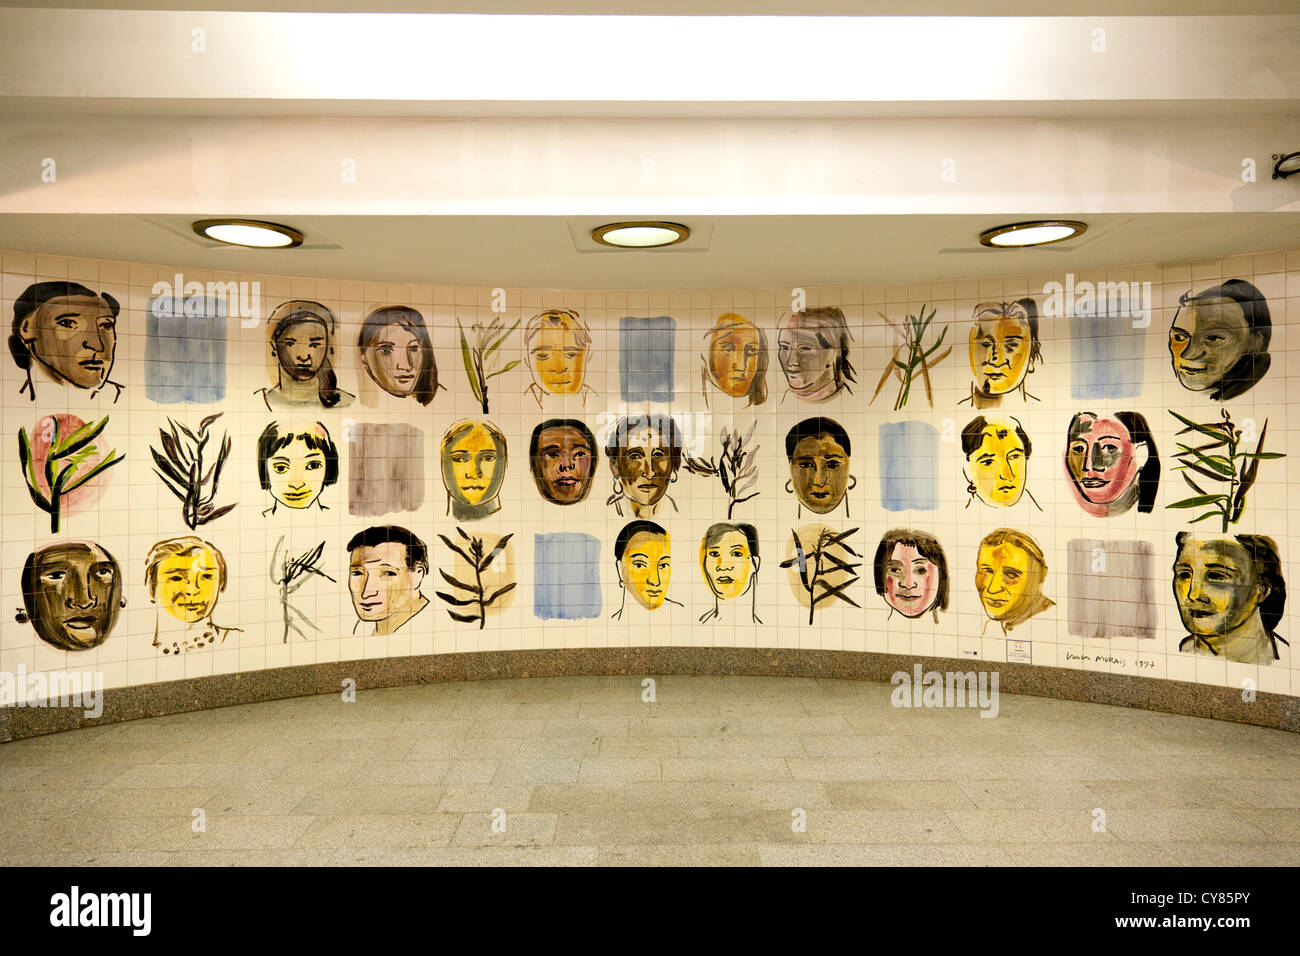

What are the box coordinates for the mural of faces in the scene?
[605,415,683,518]
[147,538,226,626]
[261,300,354,409]
[359,306,438,405]
[1169,280,1271,401]
[962,416,1030,508]
[975,529,1053,632]
[1173,533,1286,664]
[9,282,121,400]
[257,421,340,514]
[20,542,122,651]
[873,530,948,621]
[615,521,674,614]
[700,523,759,602]
[347,526,430,635]
[785,418,853,516]
[530,419,596,505]
[704,313,767,404]
[967,300,1040,404]
[441,420,507,520]
[524,309,592,404]
[777,308,854,402]
[1065,411,1158,517]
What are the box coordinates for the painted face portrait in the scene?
[360,310,436,404]
[530,420,596,505]
[524,310,593,405]
[1065,413,1149,518]
[873,530,948,622]
[275,319,327,382]
[260,301,353,410]
[1169,282,1271,401]
[786,419,853,516]
[1173,538,1266,641]
[441,420,507,519]
[700,528,756,601]
[21,543,121,651]
[15,293,118,392]
[618,527,672,612]
[975,530,1053,631]
[606,417,682,518]
[258,421,339,514]
[964,417,1029,507]
[706,314,763,400]
[969,315,1029,396]
[153,546,222,624]
[349,542,425,623]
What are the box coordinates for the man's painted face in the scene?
[21,295,117,390]
[976,542,1032,620]
[1169,296,1256,393]
[621,531,672,611]
[349,542,424,622]
[363,323,422,397]
[611,426,675,507]
[969,424,1027,507]
[882,543,940,618]
[26,543,120,650]
[156,548,221,624]
[1066,416,1139,506]
[778,326,834,395]
[1173,538,1266,638]
[969,315,1032,396]
[708,322,760,397]
[700,531,754,601]
[790,433,849,514]
[266,435,328,509]
[446,423,501,505]
[274,320,328,382]
[530,325,588,395]
[533,426,594,504]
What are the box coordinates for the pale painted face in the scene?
[700,530,754,601]
[778,327,834,395]
[969,315,1032,395]
[621,531,672,611]
[156,548,221,624]
[1066,415,1140,507]
[349,542,425,623]
[882,543,940,618]
[1169,296,1256,393]
[1173,538,1267,639]
[530,325,588,395]
[266,435,328,510]
[363,322,422,397]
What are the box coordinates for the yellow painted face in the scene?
[156,548,220,624]
[531,325,588,395]
[969,315,1032,395]
[267,435,328,509]
[448,423,499,504]
[700,530,753,600]
[622,531,672,611]
[968,424,1027,506]
[975,542,1031,620]
[708,318,760,397]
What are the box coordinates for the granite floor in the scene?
[1,675,1297,866]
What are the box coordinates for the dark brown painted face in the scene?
[610,426,676,508]
[532,425,595,504]
[24,543,121,651]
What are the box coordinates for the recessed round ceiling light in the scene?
[978,220,1087,248]
[193,219,303,248]
[592,221,690,249]
[1272,151,1300,180]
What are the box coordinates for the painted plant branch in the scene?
[18,416,124,533]
[437,529,516,629]
[271,537,336,643]
[457,316,521,414]
[1166,408,1285,532]
[683,421,761,519]
[870,304,951,410]
[780,527,862,625]
[151,413,235,530]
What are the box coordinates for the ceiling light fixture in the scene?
[978,220,1087,249]
[193,219,304,248]
[1272,152,1300,180]
[592,221,690,249]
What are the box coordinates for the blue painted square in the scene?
[1070,314,1144,400]
[619,315,676,402]
[534,533,602,620]
[146,296,228,404]
[878,421,938,512]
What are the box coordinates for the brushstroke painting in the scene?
[702,312,767,406]
[873,529,949,623]
[525,309,596,407]
[1169,280,1271,401]
[683,420,760,518]
[1070,307,1143,401]
[440,419,506,520]
[457,314,519,414]
[784,417,854,517]
[256,300,354,410]
[19,414,123,533]
[358,305,440,405]
[146,536,240,655]
[530,418,597,505]
[870,304,950,409]
[350,423,425,517]
[270,537,335,642]
[9,281,123,403]
[879,421,938,512]
[619,315,676,402]
[347,525,430,636]
[975,529,1054,634]
[781,525,861,624]
[604,413,682,518]
[961,299,1043,408]
[1066,539,1156,639]
[699,522,762,624]
[258,420,339,516]
[612,520,680,620]
[18,542,122,651]
[1065,411,1159,517]
[151,413,236,529]
[1173,532,1287,664]
[146,293,226,404]
[437,529,517,629]
[1166,408,1283,531]
[961,416,1039,510]
[777,307,855,403]
[534,533,601,621]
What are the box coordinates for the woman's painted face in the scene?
[364,323,422,397]
[275,320,328,382]
[968,424,1027,507]
[778,327,834,394]
[530,325,588,395]
[621,531,672,610]
[446,424,501,505]
[156,548,221,624]
[1169,297,1255,393]
[1066,416,1139,505]
[611,426,675,506]
[700,530,754,601]
[969,316,1032,395]
[882,543,940,618]
[708,323,760,397]
[975,542,1032,620]
[790,433,849,513]
[27,543,120,650]
[1173,538,1266,638]
[267,435,328,509]
[533,425,594,504]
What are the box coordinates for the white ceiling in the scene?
[2,213,1297,288]
[0,0,1292,12]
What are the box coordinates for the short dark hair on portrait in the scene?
[614,520,668,561]
[530,418,597,463]
[10,281,120,372]
[785,417,851,460]
[604,414,684,467]
[961,415,1031,459]
[257,421,340,490]
[872,529,950,611]
[1174,279,1271,402]
[703,521,760,558]
[359,306,439,406]
[347,525,429,573]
